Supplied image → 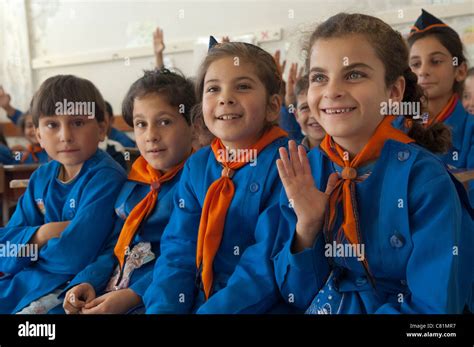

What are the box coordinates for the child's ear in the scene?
[98,118,109,142]
[455,61,468,83]
[389,75,406,103]
[266,94,282,123]
[35,127,43,146]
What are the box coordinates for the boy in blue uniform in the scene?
[0,75,126,314]
[61,69,195,314]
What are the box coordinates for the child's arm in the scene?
[60,219,122,300]
[0,172,47,274]
[153,27,165,69]
[37,168,126,275]
[376,163,473,314]
[0,86,22,124]
[30,221,70,249]
[272,142,338,310]
[143,162,200,314]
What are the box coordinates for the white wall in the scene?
[1,0,473,120]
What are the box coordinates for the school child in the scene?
[104,101,136,148]
[61,69,195,314]
[274,53,304,143]
[395,9,474,203]
[273,13,473,314]
[144,38,291,314]
[0,125,14,164]
[14,111,49,164]
[0,86,23,125]
[462,67,474,115]
[293,75,325,150]
[0,75,127,314]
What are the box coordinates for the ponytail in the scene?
[402,68,452,154]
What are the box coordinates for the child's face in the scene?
[23,114,38,145]
[295,92,325,145]
[133,93,193,172]
[409,36,465,100]
[462,76,474,115]
[202,57,280,150]
[308,34,404,153]
[36,115,107,176]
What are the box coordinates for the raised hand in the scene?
[153,27,165,69]
[276,140,338,252]
[273,50,286,78]
[0,86,17,116]
[285,63,299,107]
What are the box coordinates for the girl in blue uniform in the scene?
[0,75,127,314]
[274,13,473,314]
[144,39,291,314]
[61,69,195,314]
[395,9,474,204]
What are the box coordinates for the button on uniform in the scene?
[249,182,259,193]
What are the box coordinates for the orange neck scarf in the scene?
[405,94,458,129]
[320,116,414,280]
[21,144,43,163]
[426,94,458,126]
[196,126,287,299]
[114,155,188,269]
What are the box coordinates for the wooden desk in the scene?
[0,164,39,226]
[451,169,474,192]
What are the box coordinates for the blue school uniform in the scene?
[144,138,293,314]
[279,105,304,143]
[18,149,49,164]
[59,171,183,306]
[393,100,474,204]
[273,140,473,313]
[109,128,135,148]
[0,145,14,164]
[0,150,127,313]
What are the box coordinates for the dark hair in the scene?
[307,13,451,154]
[122,68,195,127]
[105,101,113,118]
[194,42,282,129]
[294,74,309,99]
[408,27,467,95]
[0,125,8,147]
[18,110,32,132]
[30,75,105,127]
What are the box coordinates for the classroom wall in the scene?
[1,0,473,126]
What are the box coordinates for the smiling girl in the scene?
[144,40,291,314]
[273,13,473,314]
